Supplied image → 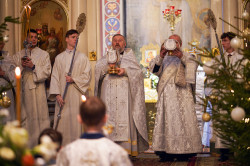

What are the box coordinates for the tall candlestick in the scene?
[15,67,21,124]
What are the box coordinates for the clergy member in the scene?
[49,29,91,145]
[149,34,202,161]
[94,34,149,157]
[0,40,16,121]
[215,32,245,161]
[13,29,51,147]
[56,97,132,166]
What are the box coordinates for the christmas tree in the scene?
[199,2,250,165]
[0,16,20,95]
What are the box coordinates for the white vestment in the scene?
[13,47,51,147]
[56,137,132,166]
[49,50,91,145]
[95,48,149,156]
[149,53,202,154]
[0,51,16,121]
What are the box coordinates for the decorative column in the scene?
[87,0,99,96]
[71,0,88,55]
[101,0,124,55]
[223,0,239,34]
[210,0,223,48]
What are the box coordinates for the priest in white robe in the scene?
[149,34,202,161]
[49,29,91,146]
[57,97,132,166]
[95,34,149,156]
[12,29,51,147]
[0,41,16,121]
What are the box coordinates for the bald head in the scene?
[169,34,182,47]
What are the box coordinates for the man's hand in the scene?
[109,63,116,68]
[65,75,74,83]
[56,95,65,107]
[160,43,168,58]
[117,68,125,76]
[22,57,35,69]
[172,48,183,59]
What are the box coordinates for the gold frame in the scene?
[140,43,160,67]
[89,51,97,61]
[20,0,69,50]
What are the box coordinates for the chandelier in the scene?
[162,5,182,32]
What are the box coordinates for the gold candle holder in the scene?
[162,5,182,33]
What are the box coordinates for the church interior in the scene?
[0,0,249,165]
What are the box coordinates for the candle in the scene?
[15,67,21,124]
[166,9,170,14]
[81,95,86,102]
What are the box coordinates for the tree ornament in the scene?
[231,107,245,122]
[243,28,250,39]
[3,35,9,43]
[0,96,11,108]
[203,61,214,75]
[242,10,249,20]
[202,112,211,122]
[245,82,250,90]
[235,74,244,83]
[230,36,241,49]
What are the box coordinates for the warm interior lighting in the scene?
[15,67,21,78]
[81,95,86,102]
[162,5,182,32]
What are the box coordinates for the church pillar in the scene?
[0,0,17,56]
[70,0,88,55]
[223,0,239,34]
[86,0,100,96]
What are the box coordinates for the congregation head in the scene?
[79,96,106,127]
[38,128,63,152]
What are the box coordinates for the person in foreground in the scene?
[149,34,202,161]
[38,128,63,166]
[56,96,132,166]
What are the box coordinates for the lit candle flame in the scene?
[15,67,21,78]
[81,95,86,102]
